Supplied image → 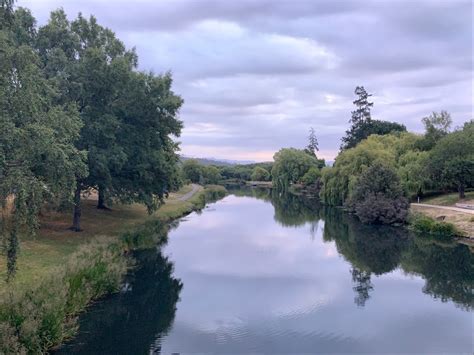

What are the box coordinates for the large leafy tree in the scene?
[0,2,87,278]
[111,71,183,212]
[36,11,135,230]
[36,11,183,229]
[428,121,474,198]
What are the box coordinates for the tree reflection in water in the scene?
[57,249,183,354]
[234,187,473,310]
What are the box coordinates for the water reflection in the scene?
[236,188,473,310]
[57,250,182,354]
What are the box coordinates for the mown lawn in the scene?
[421,191,474,206]
[0,184,209,290]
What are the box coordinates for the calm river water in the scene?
[59,188,473,354]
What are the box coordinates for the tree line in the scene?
[1,1,184,278]
[269,86,473,225]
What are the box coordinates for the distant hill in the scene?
[180,156,255,166]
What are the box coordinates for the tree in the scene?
[37,11,183,229]
[349,164,409,224]
[398,150,430,197]
[341,86,406,150]
[341,119,406,150]
[416,111,452,151]
[305,127,319,156]
[428,121,474,198]
[271,148,318,191]
[111,71,183,212]
[0,3,87,278]
[202,166,222,184]
[182,159,203,183]
[351,86,373,125]
[251,167,270,181]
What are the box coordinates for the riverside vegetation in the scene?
[0,184,226,353]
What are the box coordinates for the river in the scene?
[58,188,473,354]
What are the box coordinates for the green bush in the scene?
[350,163,409,225]
[409,213,458,240]
[301,167,321,186]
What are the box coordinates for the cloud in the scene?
[17,0,473,161]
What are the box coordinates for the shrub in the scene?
[350,163,409,224]
[409,213,458,240]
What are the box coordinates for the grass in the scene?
[0,184,219,288]
[409,212,460,241]
[0,184,227,353]
[421,191,474,206]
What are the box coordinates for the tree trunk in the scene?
[70,184,82,232]
[97,185,107,209]
[459,184,465,199]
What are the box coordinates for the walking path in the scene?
[411,203,474,215]
[177,184,202,201]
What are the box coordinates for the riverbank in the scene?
[0,184,226,353]
[410,191,474,240]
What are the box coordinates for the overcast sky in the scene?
[18,0,473,161]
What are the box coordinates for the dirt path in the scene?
[411,203,474,215]
[177,184,202,201]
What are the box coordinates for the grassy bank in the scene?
[411,191,474,239]
[408,212,460,241]
[0,184,226,353]
[420,191,474,206]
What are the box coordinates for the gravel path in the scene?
[177,184,202,201]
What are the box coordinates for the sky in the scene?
[17,0,473,161]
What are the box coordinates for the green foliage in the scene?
[304,127,319,156]
[36,10,183,224]
[409,213,458,240]
[182,159,203,183]
[0,5,87,278]
[220,162,273,182]
[428,121,474,198]
[0,238,127,353]
[416,111,452,151]
[301,167,321,186]
[320,133,420,205]
[250,166,270,181]
[349,164,409,224]
[202,166,222,184]
[271,148,318,191]
[341,119,407,150]
[341,86,406,150]
[397,150,430,196]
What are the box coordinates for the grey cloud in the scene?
[16,0,473,161]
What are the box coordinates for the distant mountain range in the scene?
[180,156,255,166]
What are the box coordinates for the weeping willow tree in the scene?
[0,1,87,280]
[271,148,319,191]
